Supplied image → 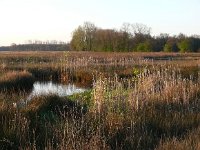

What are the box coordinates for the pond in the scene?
[27,81,86,100]
[14,81,86,108]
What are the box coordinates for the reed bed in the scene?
[0,66,199,149]
[0,51,200,149]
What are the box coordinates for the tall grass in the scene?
[0,71,34,92]
[156,126,200,150]
[0,51,200,149]
[91,65,200,149]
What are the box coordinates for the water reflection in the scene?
[27,81,86,100]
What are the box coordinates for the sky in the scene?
[0,0,200,46]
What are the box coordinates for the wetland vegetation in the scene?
[0,51,200,149]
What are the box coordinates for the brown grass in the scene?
[0,70,34,92]
[1,51,200,149]
[156,127,200,150]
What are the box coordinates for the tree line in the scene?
[70,22,200,52]
[0,41,70,51]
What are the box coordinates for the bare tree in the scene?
[83,21,97,51]
[131,23,151,35]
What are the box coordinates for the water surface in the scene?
[27,81,86,100]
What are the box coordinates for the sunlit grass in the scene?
[0,51,200,149]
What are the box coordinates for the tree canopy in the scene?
[70,22,200,52]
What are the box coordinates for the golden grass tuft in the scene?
[156,127,200,150]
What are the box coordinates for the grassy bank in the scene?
[0,71,34,92]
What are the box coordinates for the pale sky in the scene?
[0,0,200,46]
